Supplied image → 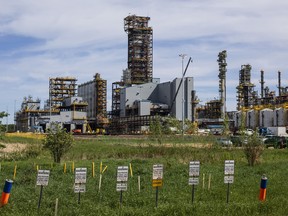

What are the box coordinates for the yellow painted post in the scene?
[92,162,95,178]
[13,164,17,180]
[100,161,103,174]
[129,163,133,177]
[102,166,107,174]
[208,173,211,190]
[63,163,66,174]
[36,165,39,171]
[202,173,205,189]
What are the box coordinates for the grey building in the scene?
[119,77,194,120]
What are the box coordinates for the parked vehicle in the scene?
[264,135,287,148]
[216,137,233,146]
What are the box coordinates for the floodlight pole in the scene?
[179,54,187,136]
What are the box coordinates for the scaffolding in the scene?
[236,64,257,110]
[124,15,153,84]
[49,77,77,108]
[95,73,107,117]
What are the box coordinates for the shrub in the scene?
[43,123,74,163]
[243,131,264,166]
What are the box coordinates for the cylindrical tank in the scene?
[273,108,287,126]
[260,108,273,127]
[246,109,259,129]
[233,111,244,129]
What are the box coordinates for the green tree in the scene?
[0,111,9,137]
[43,123,74,163]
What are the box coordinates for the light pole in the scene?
[179,54,187,136]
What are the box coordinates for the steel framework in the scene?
[49,77,77,108]
[124,15,153,84]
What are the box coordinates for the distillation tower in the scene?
[124,15,153,84]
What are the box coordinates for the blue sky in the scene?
[1,0,288,124]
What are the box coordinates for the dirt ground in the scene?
[0,143,27,153]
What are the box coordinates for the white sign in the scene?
[224,175,234,184]
[36,170,50,186]
[153,164,163,180]
[74,183,86,193]
[117,166,129,182]
[188,177,199,185]
[116,183,128,192]
[75,168,87,184]
[189,161,200,177]
[224,160,235,175]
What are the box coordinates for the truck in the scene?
[267,127,288,136]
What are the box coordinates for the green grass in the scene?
[0,135,287,215]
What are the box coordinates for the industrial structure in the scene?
[196,50,228,130]
[78,73,107,131]
[16,78,88,133]
[14,14,288,136]
[124,15,153,85]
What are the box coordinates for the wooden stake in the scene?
[208,173,211,190]
[63,163,66,174]
[13,164,17,180]
[72,162,75,174]
[138,175,141,193]
[54,198,58,216]
[98,174,102,192]
[202,173,205,189]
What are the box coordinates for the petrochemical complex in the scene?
[15,15,288,135]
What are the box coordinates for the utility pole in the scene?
[179,54,187,136]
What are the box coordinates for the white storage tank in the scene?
[273,108,287,126]
[233,111,245,129]
[246,109,259,129]
[259,108,273,127]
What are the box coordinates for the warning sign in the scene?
[224,175,234,184]
[189,161,200,177]
[74,183,86,193]
[153,164,163,180]
[75,168,87,184]
[117,166,129,182]
[36,170,50,186]
[152,179,163,188]
[224,160,234,175]
[116,183,128,191]
[188,177,199,185]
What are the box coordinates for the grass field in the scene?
[0,135,288,215]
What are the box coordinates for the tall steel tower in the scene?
[124,15,153,84]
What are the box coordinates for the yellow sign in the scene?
[152,179,163,188]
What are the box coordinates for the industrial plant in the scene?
[14,14,288,136]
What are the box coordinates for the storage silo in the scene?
[246,109,259,129]
[273,108,287,126]
[259,108,273,127]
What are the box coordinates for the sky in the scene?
[1,0,288,124]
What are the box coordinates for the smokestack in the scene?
[278,70,281,97]
[260,70,265,99]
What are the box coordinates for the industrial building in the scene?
[78,73,108,131]
[16,78,88,133]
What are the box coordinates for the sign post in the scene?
[116,166,129,207]
[74,168,87,204]
[36,170,50,209]
[224,160,234,204]
[152,164,163,208]
[188,161,200,203]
